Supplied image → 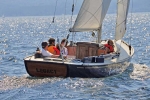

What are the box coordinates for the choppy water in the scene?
[0,13,150,100]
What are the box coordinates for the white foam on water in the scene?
[0,74,62,91]
[130,64,150,80]
[60,78,104,91]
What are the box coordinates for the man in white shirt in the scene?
[41,42,59,58]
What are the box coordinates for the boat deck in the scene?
[24,40,134,66]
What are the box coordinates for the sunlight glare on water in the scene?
[0,75,61,91]
[0,13,150,99]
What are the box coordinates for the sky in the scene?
[0,0,150,17]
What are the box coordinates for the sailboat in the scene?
[24,0,134,78]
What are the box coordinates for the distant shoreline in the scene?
[0,0,150,17]
[1,11,150,18]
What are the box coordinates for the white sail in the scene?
[115,0,130,40]
[70,0,111,32]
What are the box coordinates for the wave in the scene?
[130,63,150,80]
[0,75,104,91]
[0,74,62,91]
[1,63,150,91]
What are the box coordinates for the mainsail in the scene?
[115,0,130,40]
[70,0,111,32]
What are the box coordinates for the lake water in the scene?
[0,12,150,100]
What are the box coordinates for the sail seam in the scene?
[73,1,103,30]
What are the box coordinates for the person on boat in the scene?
[61,39,68,56]
[53,43,60,55]
[47,38,60,55]
[41,42,59,58]
[56,39,68,56]
[47,38,56,54]
[104,39,114,54]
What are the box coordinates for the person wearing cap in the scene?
[41,42,59,58]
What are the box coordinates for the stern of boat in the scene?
[24,56,68,77]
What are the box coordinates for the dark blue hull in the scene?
[68,59,130,78]
[24,57,131,78]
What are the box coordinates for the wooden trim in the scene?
[25,61,67,77]
[66,46,76,56]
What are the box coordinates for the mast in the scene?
[97,26,102,43]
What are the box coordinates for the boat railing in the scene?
[43,57,63,61]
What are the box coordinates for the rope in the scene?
[66,0,77,56]
[129,0,133,45]
[37,20,52,49]
[57,37,64,62]
[128,0,134,55]
[64,0,68,21]
[64,0,70,41]
[36,0,58,50]
[52,0,58,36]
[53,0,58,23]
[70,0,74,28]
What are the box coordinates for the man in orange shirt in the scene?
[47,38,56,54]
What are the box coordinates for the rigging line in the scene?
[71,0,77,44]
[53,0,58,23]
[64,0,68,20]
[64,0,72,43]
[70,0,77,28]
[69,0,79,42]
[38,1,58,47]
[38,0,58,48]
[61,0,75,47]
[53,0,59,39]
[129,0,133,45]
[74,0,77,7]
[37,20,53,48]
[57,37,64,62]
[72,0,77,43]
[70,0,75,25]
[68,0,77,46]
[64,0,72,42]
[69,0,77,27]
[72,0,77,12]
[70,0,75,42]
[40,18,53,42]
[64,0,69,39]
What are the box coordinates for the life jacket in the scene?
[104,44,114,53]
[47,46,55,54]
